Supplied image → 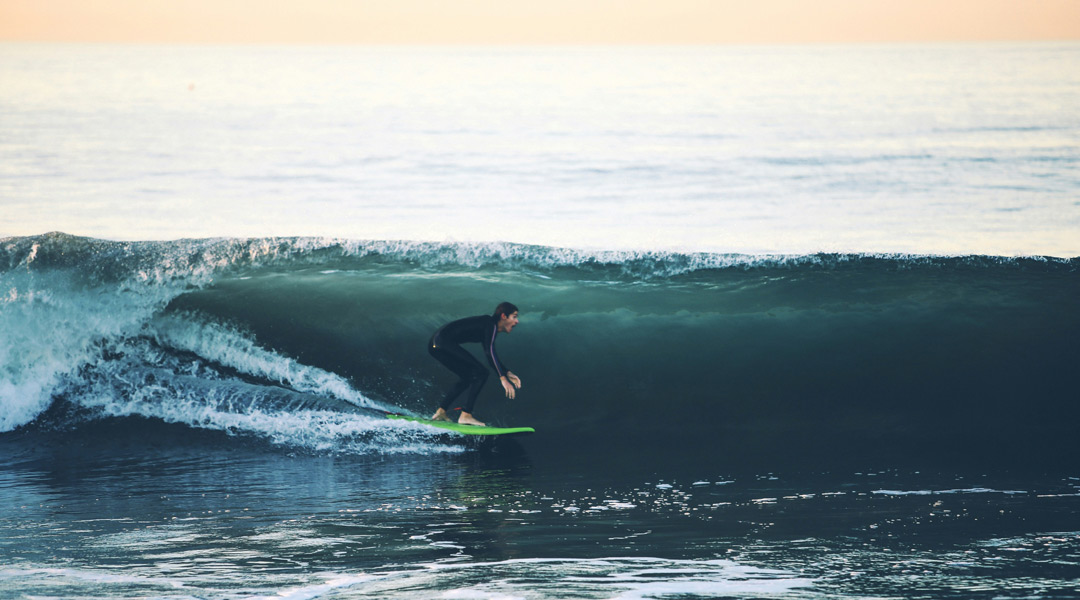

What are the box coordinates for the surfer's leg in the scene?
[437,376,471,411]
[461,367,489,414]
[455,361,489,426]
[430,346,468,415]
[430,344,487,420]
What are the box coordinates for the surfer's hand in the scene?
[501,376,516,399]
[507,372,522,389]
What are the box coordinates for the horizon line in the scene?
[3,37,1079,47]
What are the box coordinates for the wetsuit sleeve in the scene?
[481,322,510,377]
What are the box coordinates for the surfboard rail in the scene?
[384,413,535,436]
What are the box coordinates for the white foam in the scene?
[0,235,263,432]
[873,488,1029,496]
[74,376,458,456]
[245,573,383,600]
[150,312,386,411]
[404,557,815,599]
[1,556,815,599]
[0,566,186,589]
[232,557,814,600]
[0,269,189,431]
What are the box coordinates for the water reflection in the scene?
[3,419,1079,599]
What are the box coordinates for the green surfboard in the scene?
[385,414,534,436]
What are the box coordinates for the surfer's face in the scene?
[498,311,519,333]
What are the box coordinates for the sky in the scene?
[1,0,1079,45]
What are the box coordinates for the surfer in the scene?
[429,302,522,426]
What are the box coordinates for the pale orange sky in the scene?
[1,0,1078,44]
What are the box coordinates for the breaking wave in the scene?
[2,232,1077,464]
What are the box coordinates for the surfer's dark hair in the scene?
[493,302,519,319]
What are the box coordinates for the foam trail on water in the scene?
[151,312,390,412]
[64,338,459,455]
[254,557,816,600]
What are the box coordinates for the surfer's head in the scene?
[494,302,519,333]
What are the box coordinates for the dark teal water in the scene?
[2,234,1079,597]
[3,421,1079,599]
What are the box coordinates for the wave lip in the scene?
[4,232,1075,280]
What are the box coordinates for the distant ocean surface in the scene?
[2,43,1080,599]
[2,42,1079,254]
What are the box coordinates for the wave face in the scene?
[2,233,1078,465]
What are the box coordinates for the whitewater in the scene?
[2,43,1080,599]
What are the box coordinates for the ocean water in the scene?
[2,43,1079,254]
[2,43,1080,599]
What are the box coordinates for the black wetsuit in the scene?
[429,315,510,413]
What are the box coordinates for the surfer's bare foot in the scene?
[431,408,452,422]
[457,412,485,426]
